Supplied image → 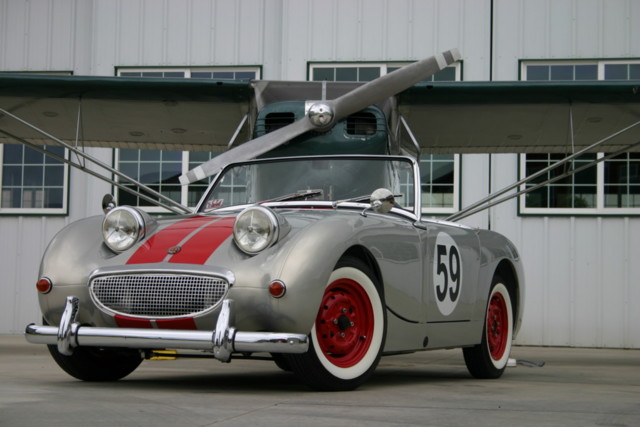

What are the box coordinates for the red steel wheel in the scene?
[285,256,386,390]
[486,290,509,361]
[463,279,514,379]
[315,278,375,368]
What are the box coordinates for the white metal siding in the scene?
[0,0,638,348]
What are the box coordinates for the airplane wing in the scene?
[0,74,253,152]
[398,81,640,153]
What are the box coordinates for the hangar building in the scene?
[0,0,639,349]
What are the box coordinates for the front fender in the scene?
[264,213,371,333]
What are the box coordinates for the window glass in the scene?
[604,153,640,208]
[521,59,640,214]
[604,64,628,80]
[1,144,67,211]
[115,67,260,210]
[525,65,548,80]
[309,61,460,213]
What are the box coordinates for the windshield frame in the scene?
[195,154,422,221]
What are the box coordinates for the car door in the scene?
[419,220,481,324]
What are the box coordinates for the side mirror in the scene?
[369,188,395,214]
[102,194,117,214]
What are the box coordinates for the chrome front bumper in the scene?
[25,296,309,362]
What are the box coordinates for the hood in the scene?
[126,215,236,265]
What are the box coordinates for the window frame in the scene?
[520,58,640,81]
[519,58,640,215]
[0,144,70,215]
[114,66,261,213]
[0,71,73,216]
[308,60,461,215]
[308,61,462,82]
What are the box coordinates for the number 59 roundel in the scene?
[433,232,463,316]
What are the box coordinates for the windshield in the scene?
[199,156,416,213]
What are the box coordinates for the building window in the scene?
[522,59,640,81]
[0,71,71,215]
[0,144,68,214]
[310,62,460,83]
[118,67,258,81]
[520,59,640,214]
[115,66,260,211]
[309,61,461,214]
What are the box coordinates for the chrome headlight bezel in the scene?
[233,206,281,255]
[102,206,146,253]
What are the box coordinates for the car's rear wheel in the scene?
[286,256,386,390]
[47,345,143,381]
[463,277,514,379]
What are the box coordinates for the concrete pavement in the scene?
[0,334,638,426]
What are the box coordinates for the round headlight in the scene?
[233,206,279,254]
[102,206,145,253]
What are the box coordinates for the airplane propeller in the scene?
[179,48,461,185]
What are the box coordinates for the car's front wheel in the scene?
[286,256,386,390]
[463,277,514,379]
[47,345,143,381]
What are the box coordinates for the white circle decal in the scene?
[433,232,463,316]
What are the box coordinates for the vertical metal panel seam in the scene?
[11,217,23,333]
[0,0,7,69]
[381,0,389,59]
[70,0,77,72]
[542,216,549,344]
[305,0,312,63]
[570,216,576,346]
[597,216,603,347]
[186,0,193,65]
[433,0,439,54]
[623,217,630,348]
[259,0,266,67]
[163,0,169,65]
[45,0,53,69]
[597,0,604,56]
[214,1,218,65]
[115,0,122,66]
[332,0,338,60]
[23,0,31,69]
[407,0,413,56]
[625,0,632,56]
[233,0,240,64]
[281,0,288,78]
[356,0,363,59]
[544,0,551,57]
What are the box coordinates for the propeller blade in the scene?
[330,49,461,119]
[180,48,461,184]
[179,117,315,184]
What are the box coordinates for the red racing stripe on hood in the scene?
[168,217,235,264]
[126,216,222,265]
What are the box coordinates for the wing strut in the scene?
[0,107,192,215]
[446,119,640,222]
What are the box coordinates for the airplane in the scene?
[1,49,639,218]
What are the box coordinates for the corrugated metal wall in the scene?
[1,0,639,348]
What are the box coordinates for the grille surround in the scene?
[89,272,229,318]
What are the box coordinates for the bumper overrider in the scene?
[25,296,309,362]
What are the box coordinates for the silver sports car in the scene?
[26,154,524,390]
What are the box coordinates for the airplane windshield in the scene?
[199,157,416,212]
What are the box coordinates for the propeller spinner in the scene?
[179,48,461,185]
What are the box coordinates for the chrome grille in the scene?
[90,273,229,317]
